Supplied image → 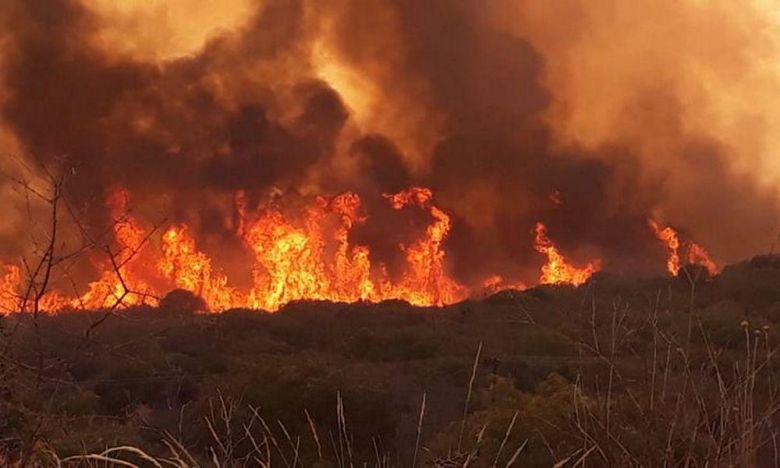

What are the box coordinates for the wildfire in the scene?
[76,189,158,309]
[481,275,527,296]
[648,219,681,275]
[649,219,718,276]
[240,192,371,311]
[160,225,244,311]
[380,187,467,306]
[0,197,722,314]
[0,264,21,313]
[0,187,624,314]
[239,187,466,311]
[687,243,718,276]
[533,223,600,286]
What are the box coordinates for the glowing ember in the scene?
[533,223,600,286]
[548,190,562,206]
[481,275,526,296]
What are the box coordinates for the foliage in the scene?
[1,258,780,465]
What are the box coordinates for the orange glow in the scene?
[481,275,526,296]
[1,187,585,314]
[239,188,465,311]
[86,0,255,62]
[239,191,374,310]
[380,187,467,306]
[0,264,20,313]
[76,189,158,309]
[533,222,600,286]
[649,219,681,276]
[687,242,718,276]
[159,225,244,312]
[649,219,718,276]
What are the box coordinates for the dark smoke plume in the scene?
[0,0,777,286]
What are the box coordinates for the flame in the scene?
[649,219,681,276]
[0,264,21,313]
[3,187,610,314]
[481,275,527,296]
[239,191,372,310]
[687,243,718,276]
[239,188,466,311]
[329,193,375,301]
[1,264,76,313]
[649,219,718,276]
[380,187,467,306]
[533,222,600,286]
[76,189,158,309]
[13,191,721,314]
[159,225,244,312]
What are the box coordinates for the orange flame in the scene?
[0,264,21,313]
[533,222,600,286]
[381,187,467,306]
[1,263,73,313]
[687,242,718,276]
[329,193,375,302]
[238,188,466,311]
[649,219,718,276]
[481,275,526,295]
[76,189,157,309]
[648,219,681,276]
[159,225,244,312]
[3,187,582,314]
[239,191,375,310]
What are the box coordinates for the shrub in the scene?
[515,327,575,357]
[346,330,439,361]
[160,289,207,315]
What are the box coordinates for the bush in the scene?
[346,330,438,361]
[160,289,207,315]
[514,327,575,356]
[93,363,188,414]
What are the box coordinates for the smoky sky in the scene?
[0,0,775,285]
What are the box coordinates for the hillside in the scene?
[2,257,780,466]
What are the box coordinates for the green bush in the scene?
[514,327,575,356]
[346,330,438,361]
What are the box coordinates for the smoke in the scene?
[501,0,780,260]
[0,0,777,287]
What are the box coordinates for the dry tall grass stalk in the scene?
[458,341,482,453]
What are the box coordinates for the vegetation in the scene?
[1,258,780,466]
